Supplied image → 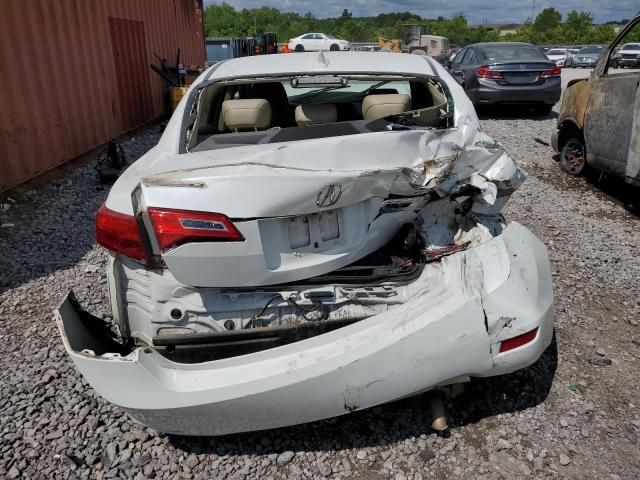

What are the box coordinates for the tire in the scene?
[535,104,553,116]
[330,44,340,51]
[295,44,304,52]
[560,136,588,176]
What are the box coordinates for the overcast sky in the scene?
[204,0,637,24]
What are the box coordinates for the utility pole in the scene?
[530,0,536,21]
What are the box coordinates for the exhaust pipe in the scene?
[429,391,450,438]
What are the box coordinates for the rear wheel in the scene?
[560,136,588,176]
[330,44,340,51]
[295,44,305,52]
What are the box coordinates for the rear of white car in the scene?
[57,53,554,436]
[545,48,568,67]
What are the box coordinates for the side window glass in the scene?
[607,22,640,77]
[462,49,476,65]
[452,49,466,66]
[302,34,313,40]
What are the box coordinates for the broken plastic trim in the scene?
[152,318,363,363]
[58,292,133,357]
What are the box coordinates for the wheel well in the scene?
[558,121,584,150]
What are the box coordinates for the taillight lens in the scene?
[148,207,244,251]
[499,328,539,353]
[476,66,503,79]
[96,205,148,260]
[539,65,561,78]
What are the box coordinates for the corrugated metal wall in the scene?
[0,0,205,192]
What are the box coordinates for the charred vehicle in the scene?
[552,14,640,184]
[57,52,554,436]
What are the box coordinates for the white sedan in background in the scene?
[545,48,568,66]
[288,33,351,52]
[57,52,554,436]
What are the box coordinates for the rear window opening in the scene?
[184,74,450,152]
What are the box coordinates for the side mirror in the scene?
[442,59,452,69]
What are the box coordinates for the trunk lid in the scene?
[490,62,556,85]
[135,130,456,288]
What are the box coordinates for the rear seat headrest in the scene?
[222,99,272,131]
[362,94,411,120]
[294,104,338,126]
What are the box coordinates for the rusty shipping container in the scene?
[0,0,206,193]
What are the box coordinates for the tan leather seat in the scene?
[362,94,411,120]
[294,104,338,126]
[222,99,272,131]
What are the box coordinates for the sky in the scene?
[204,0,637,24]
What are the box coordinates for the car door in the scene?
[459,48,480,91]
[299,34,315,50]
[451,48,480,98]
[316,34,331,51]
[449,48,467,85]
[585,18,640,178]
[309,34,324,51]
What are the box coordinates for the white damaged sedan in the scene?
[57,52,554,436]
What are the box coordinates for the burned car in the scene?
[552,14,640,185]
[57,52,554,436]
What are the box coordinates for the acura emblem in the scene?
[317,184,342,207]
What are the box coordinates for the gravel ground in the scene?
[1,69,639,480]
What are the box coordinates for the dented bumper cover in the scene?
[57,222,553,436]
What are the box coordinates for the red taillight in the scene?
[476,66,503,79]
[148,207,244,251]
[96,204,148,260]
[499,328,539,353]
[539,65,561,79]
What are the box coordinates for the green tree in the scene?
[202,4,621,48]
[534,8,562,33]
[564,11,593,43]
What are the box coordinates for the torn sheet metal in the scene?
[132,128,525,219]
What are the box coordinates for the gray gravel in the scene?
[1,70,639,479]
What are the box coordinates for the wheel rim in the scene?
[560,139,586,175]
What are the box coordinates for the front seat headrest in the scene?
[362,94,411,120]
[222,99,272,131]
[294,104,338,126]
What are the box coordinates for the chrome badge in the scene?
[316,184,342,208]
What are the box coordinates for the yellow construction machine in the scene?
[378,37,402,53]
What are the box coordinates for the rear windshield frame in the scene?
[178,68,453,154]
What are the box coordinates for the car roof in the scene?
[205,52,437,79]
[467,42,537,49]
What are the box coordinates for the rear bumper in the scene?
[472,79,561,106]
[56,222,554,436]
